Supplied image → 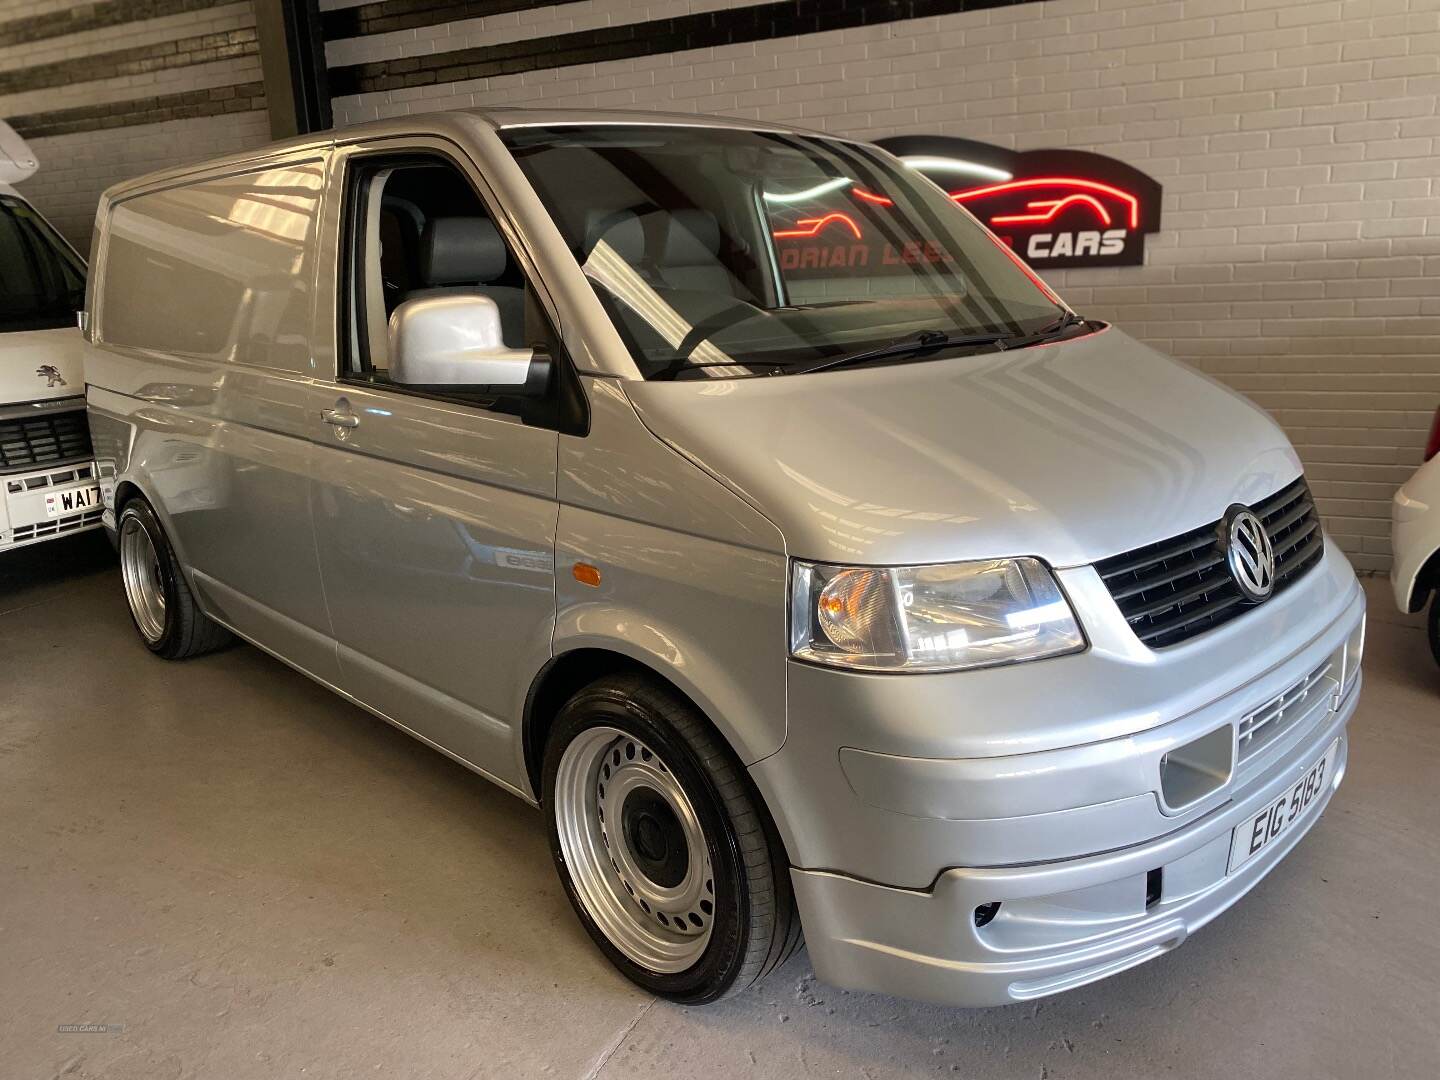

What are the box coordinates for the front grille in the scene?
[1096,477,1325,649]
[0,410,92,473]
[4,463,93,494]
[9,506,103,543]
[1237,655,1338,764]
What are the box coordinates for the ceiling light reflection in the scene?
[762,177,854,203]
[902,156,1013,182]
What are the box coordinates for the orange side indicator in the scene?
[573,562,602,588]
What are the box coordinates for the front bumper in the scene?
[0,460,103,551]
[752,540,1365,1005]
[792,683,1354,1006]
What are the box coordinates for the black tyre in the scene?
[542,674,801,1004]
[1429,593,1439,669]
[117,497,232,660]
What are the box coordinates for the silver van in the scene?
[85,109,1366,1007]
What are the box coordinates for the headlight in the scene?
[789,557,1085,672]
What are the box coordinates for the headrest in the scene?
[580,208,722,268]
[662,210,721,266]
[582,208,645,263]
[419,217,508,286]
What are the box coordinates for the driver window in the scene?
[344,154,535,381]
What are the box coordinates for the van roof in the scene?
[487,105,813,128]
[98,107,840,203]
[471,105,825,133]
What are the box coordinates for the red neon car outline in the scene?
[990,193,1113,228]
[772,212,864,240]
[851,188,894,206]
[771,178,1142,255]
[951,177,1140,229]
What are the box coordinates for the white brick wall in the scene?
[325,0,759,68]
[0,54,261,117]
[333,0,1440,571]
[21,110,273,252]
[2,1,267,251]
[0,0,82,19]
[0,1,255,75]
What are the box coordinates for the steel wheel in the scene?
[553,725,715,973]
[119,511,166,643]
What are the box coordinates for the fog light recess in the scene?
[974,902,1001,928]
[1159,725,1234,811]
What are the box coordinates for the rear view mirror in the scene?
[388,294,550,396]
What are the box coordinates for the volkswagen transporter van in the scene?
[84,110,1365,1007]
[0,121,97,553]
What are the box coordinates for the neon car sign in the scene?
[771,211,863,241]
[875,135,1163,268]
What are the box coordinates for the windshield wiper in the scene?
[654,312,1093,381]
[656,358,791,380]
[791,312,1091,377]
[996,310,1089,350]
[790,328,1009,376]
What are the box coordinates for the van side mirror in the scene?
[388,294,550,396]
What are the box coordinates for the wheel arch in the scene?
[113,478,147,513]
[1408,546,1440,613]
[523,648,653,795]
[110,476,210,611]
[111,477,181,554]
[520,643,784,818]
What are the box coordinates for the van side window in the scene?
[342,156,545,388]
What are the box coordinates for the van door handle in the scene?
[321,408,359,430]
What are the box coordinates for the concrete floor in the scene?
[1,534,1437,1080]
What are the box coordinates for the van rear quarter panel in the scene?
[87,154,336,677]
[94,157,327,378]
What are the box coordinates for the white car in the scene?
[0,120,99,554]
[1392,405,1440,665]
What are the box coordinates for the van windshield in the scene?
[0,196,85,333]
[503,125,1068,380]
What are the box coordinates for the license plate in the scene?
[44,485,100,518]
[1228,740,1338,874]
